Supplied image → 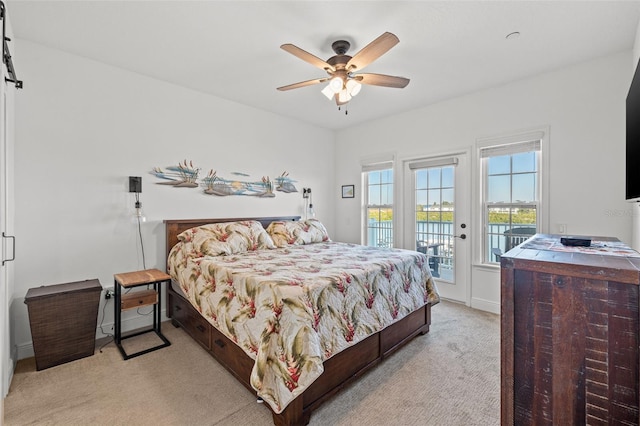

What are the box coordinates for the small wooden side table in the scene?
[114,268,171,360]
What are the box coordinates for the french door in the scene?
[403,152,470,303]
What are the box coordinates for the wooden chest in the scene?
[25,279,102,370]
[501,235,640,425]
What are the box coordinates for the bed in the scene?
[164,216,439,426]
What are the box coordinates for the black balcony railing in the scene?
[367,220,536,272]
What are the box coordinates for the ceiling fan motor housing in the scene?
[331,40,350,55]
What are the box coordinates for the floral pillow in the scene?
[177,220,276,256]
[266,219,331,247]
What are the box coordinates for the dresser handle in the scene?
[196,324,206,333]
[2,232,15,266]
[214,339,225,348]
[174,305,182,311]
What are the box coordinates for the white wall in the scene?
[11,40,335,359]
[334,51,632,314]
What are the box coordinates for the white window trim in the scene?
[474,127,550,267]
[361,153,396,246]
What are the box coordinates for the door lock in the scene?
[456,223,467,239]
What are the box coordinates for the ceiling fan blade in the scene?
[277,77,328,91]
[281,44,335,72]
[346,32,399,72]
[355,73,410,88]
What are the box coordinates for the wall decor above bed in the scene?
[201,170,276,197]
[150,161,298,197]
[151,159,200,188]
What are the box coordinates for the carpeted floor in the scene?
[4,300,499,425]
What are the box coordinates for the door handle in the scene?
[2,232,15,265]
[456,234,467,240]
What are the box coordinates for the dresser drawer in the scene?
[170,293,211,350]
[210,325,254,385]
[121,289,157,311]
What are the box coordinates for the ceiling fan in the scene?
[277,32,410,109]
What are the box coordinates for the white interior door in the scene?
[404,152,470,304]
[0,12,17,420]
[0,60,8,412]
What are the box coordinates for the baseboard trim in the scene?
[471,297,500,315]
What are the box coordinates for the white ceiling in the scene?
[7,1,640,130]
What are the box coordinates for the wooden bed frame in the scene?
[164,216,433,426]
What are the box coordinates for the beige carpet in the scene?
[4,300,499,425]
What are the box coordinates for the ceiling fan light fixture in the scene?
[338,89,351,104]
[321,84,335,100]
[329,76,344,93]
[346,79,362,97]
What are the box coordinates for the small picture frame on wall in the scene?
[342,185,355,198]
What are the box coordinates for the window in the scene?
[363,164,393,248]
[409,156,459,280]
[481,139,541,263]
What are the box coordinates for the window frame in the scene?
[476,129,549,267]
[361,159,394,247]
[483,151,540,264]
[362,165,396,247]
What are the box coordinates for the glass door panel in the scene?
[405,152,469,304]
[415,166,455,281]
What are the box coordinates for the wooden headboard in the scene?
[163,216,300,259]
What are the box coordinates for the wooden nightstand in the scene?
[114,269,171,360]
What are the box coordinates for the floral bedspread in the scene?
[168,241,439,413]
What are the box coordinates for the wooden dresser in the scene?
[501,234,640,425]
